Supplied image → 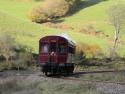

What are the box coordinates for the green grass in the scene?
[80,72,125,82]
[0,76,103,94]
[63,0,124,35]
[0,0,36,21]
[0,0,125,56]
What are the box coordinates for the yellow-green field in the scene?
[0,0,125,56]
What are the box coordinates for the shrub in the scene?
[28,5,49,23]
[28,0,77,23]
[85,44,102,58]
[0,51,35,71]
[43,0,70,18]
[66,0,76,6]
[77,42,102,58]
[0,34,16,62]
[73,50,86,66]
[0,34,36,71]
[0,62,16,70]
[15,51,35,70]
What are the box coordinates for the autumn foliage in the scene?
[28,0,76,23]
[28,5,48,23]
[77,42,102,58]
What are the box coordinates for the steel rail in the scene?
[1,70,125,85]
[58,77,125,85]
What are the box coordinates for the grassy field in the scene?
[1,70,125,94]
[0,75,103,94]
[0,0,125,56]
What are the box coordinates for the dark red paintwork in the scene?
[39,35,73,64]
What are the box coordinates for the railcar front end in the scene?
[38,35,75,76]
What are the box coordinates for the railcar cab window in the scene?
[41,43,49,53]
[59,44,67,53]
[69,46,75,54]
[50,42,56,52]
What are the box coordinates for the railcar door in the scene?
[49,42,57,63]
[58,43,68,63]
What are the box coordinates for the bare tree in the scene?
[0,34,16,62]
[108,4,125,55]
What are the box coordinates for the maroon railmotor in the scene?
[38,35,75,76]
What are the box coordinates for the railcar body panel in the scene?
[38,35,75,75]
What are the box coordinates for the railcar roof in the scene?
[40,35,75,47]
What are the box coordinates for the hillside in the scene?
[0,0,125,56]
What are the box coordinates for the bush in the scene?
[0,62,16,70]
[0,51,35,71]
[77,42,102,58]
[66,0,77,6]
[0,34,36,71]
[28,5,49,23]
[44,0,70,18]
[0,34,16,62]
[73,50,86,66]
[28,0,77,23]
[15,52,34,70]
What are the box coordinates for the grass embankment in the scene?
[0,75,103,94]
[0,0,125,56]
[77,60,125,82]
[1,0,125,72]
[1,70,125,94]
[0,0,109,55]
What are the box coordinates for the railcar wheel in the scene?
[45,72,51,76]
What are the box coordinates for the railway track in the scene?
[0,69,125,85]
[50,69,125,85]
[59,76,125,85]
[74,69,125,75]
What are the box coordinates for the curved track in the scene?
[74,70,125,75]
[47,69,125,85]
[0,69,125,85]
[59,76,125,85]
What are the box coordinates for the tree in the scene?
[28,5,49,23]
[16,52,33,71]
[108,4,125,55]
[28,0,78,23]
[0,34,16,62]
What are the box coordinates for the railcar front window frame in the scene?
[58,43,67,53]
[40,43,49,53]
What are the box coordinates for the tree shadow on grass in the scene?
[50,0,108,23]
[41,0,108,24]
[48,19,65,24]
[67,0,108,16]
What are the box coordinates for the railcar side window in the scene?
[41,43,49,53]
[69,46,75,54]
[59,44,67,53]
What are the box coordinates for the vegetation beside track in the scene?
[0,0,125,57]
[1,71,124,94]
[0,0,125,81]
